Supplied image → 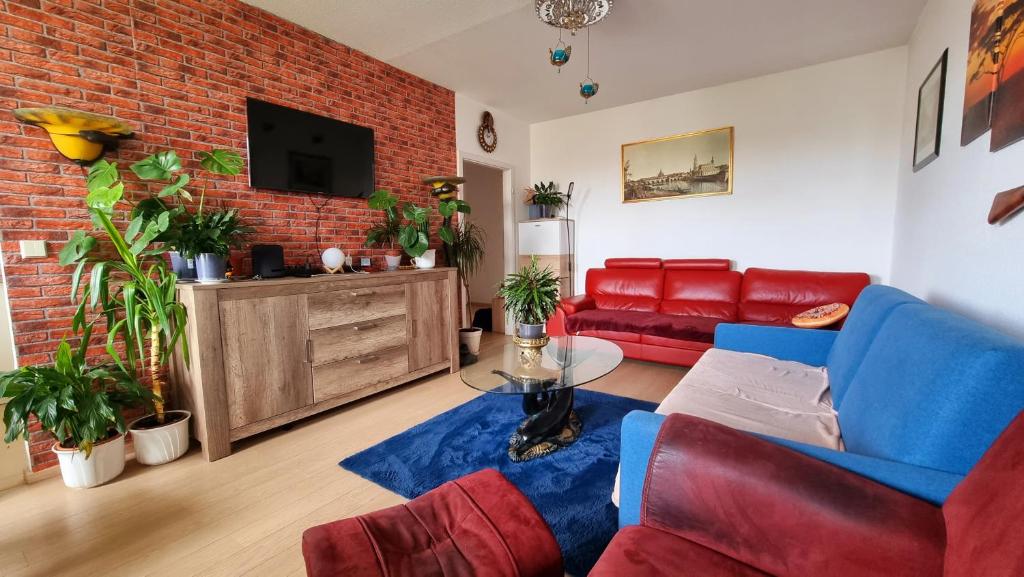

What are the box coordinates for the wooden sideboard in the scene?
[170,268,459,461]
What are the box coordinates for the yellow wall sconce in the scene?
[13,107,133,165]
[422,175,465,200]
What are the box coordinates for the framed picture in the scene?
[913,49,948,172]
[990,0,1024,152]
[961,0,1002,146]
[622,126,733,203]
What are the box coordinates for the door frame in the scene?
[457,151,515,335]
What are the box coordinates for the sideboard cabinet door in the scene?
[219,295,313,428]
[407,279,451,371]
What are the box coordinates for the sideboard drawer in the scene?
[312,346,409,402]
[310,314,407,365]
[307,285,406,329]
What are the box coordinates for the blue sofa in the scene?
[619,285,1024,527]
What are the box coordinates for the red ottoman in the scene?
[302,469,563,577]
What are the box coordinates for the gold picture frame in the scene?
[621,126,734,203]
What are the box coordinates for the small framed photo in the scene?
[913,49,948,171]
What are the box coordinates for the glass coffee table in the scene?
[461,336,623,462]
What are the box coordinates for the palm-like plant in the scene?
[0,330,155,456]
[450,221,486,306]
[498,256,561,326]
[59,149,243,423]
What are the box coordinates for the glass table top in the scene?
[461,336,624,395]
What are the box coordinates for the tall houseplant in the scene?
[0,333,155,487]
[498,256,561,339]
[450,221,486,355]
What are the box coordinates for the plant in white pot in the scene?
[364,189,402,271]
[449,220,486,356]
[0,333,156,488]
[498,256,561,340]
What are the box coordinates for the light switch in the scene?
[19,240,47,259]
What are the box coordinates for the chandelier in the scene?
[537,0,611,102]
[536,0,612,35]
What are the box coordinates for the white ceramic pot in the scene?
[128,411,191,466]
[384,254,401,271]
[412,249,436,269]
[459,327,483,355]
[196,253,227,283]
[52,433,125,489]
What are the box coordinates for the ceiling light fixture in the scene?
[536,0,610,102]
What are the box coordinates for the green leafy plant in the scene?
[398,202,432,257]
[364,189,401,251]
[527,181,567,209]
[178,204,252,258]
[498,256,561,326]
[450,221,486,308]
[0,331,155,456]
[59,148,245,422]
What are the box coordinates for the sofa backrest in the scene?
[838,304,1024,477]
[826,285,924,407]
[660,260,741,321]
[586,259,665,312]
[942,411,1024,577]
[738,268,870,325]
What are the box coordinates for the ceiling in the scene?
[244,0,927,122]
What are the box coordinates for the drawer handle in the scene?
[353,323,377,331]
[350,290,371,297]
[356,356,379,364]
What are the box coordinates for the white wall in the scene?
[891,0,1024,339]
[530,48,908,290]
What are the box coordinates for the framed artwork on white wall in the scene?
[913,49,948,172]
[621,126,733,203]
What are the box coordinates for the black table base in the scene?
[508,388,582,462]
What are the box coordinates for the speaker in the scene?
[252,244,285,278]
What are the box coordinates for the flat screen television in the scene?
[246,98,375,197]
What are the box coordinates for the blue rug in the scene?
[340,389,656,576]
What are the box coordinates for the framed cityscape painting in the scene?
[913,49,948,172]
[622,126,733,203]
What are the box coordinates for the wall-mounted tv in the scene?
[245,98,375,198]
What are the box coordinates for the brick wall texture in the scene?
[0,0,456,471]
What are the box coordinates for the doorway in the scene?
[460,158,510,333]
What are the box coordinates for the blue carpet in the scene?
[340,389,656,576]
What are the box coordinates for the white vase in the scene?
[412,249,436,269]
[52,433,125,489]
[128,411,191,466]
[384,254,401,271]
[459,327,483,355]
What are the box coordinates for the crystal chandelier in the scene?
[535,0,613,35]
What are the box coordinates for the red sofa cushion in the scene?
[590,526,770,577]
[738,268,870,324]
[663,259,731,271]
[302,469,562,577]
[565,309,719,344]
[586,267,665,312]
[660,270,742,321]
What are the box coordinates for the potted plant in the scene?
[450,221,486,355]
[399,202,435,268]
[0,333,156,488]
[498,256,561,339]
[364,189,402,271]
[60,149,243,465]
[525,181,567,219]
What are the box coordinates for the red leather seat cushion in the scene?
[738,268,870,324]
[566,310,719,344]
[586,268,665,312]
[660,270,742,321]
[590,526,770,577]
[641,334,714,351]
[302,469,562,577]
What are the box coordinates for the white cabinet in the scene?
[517,219,575,297]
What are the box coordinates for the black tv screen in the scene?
[246,98,374,197]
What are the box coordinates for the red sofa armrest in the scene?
[642,414,946,577]
[559,294,595,315]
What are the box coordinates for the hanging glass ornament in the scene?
[579,28,598,102]
[549,30,571,71]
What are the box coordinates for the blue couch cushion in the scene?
[826,286,923,407]
[838,304,1024,476]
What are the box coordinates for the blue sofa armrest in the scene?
[714,323,838,366]
[759,436,964,505]
[619,411,667,528]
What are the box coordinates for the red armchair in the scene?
[591,412,1024,577]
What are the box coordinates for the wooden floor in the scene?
[0,334,685,577]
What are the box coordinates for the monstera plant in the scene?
[59,148,244,466]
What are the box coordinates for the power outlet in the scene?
[359,256,371,268]
[19,240,47,258]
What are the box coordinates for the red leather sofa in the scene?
[590,411,1024,577]
[547,258,869,367]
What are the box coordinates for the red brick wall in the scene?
[0,0,456,471]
